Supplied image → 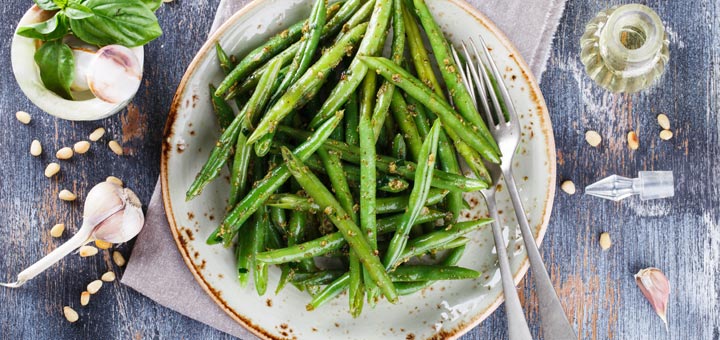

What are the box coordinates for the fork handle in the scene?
[484,191,533,340]
[503,169,577,340]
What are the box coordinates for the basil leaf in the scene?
[34,40,74,100]
[69,0,162,47]
[35,0,59,10]
[64,3,94,19]
[142,0,162,11]
[16,13,69,41]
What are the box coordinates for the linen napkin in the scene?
[121,0,567,338]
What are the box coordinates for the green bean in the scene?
[208,84,234,130]
[291,270,345,286]
[215,20,306,96]
[306,273,349,311]
[333,0,375,43]
[252,208,269,295]
[399,218,491,261]
[392,133,407,160]
[186,58,283,201]
[434,237,470,251]
[359,72,378,305]
[270,206,287,230]
[280,146,398,303]
[298,153,411,194]
[389,265,479,282]
[276,126,489,192]
[395,245,466,295]
[256,209,446,266]
[389,91,423,160]
[246,23,368,146]
[370,0,406,141]
[229,53,295,100]
[208,112,343,246]
[384,120,441,269]
[317,145,363,314]
[359,56,500,164]
[228,139,253,208]
[377,176,410,193]
[267,188,448,215]
[279,0,326,92]
[412,0,499,155]
[235,224,253,287]
[322,0,362,40]
[405,95,431,138]
[344,92,360,146]
[308,0,392,128]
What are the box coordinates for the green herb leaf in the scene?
[64,3,94,19]
[142,0,163,11]
[34,0,59,10]
[69,0,162,47]
[16,13,69,41]
[34,40,74,100]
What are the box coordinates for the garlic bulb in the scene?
[86,45,142,104]
[0,180,144,288]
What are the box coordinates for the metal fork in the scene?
[447,65,533,340]
[453,37,577,340]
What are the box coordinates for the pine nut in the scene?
[30,140,42,156]
[87,280,103,294]
[659,130,673,140]
[73,141,90,154]
[95,239,112,250]
[599,232,612,250]
[112,251,126,267]
[56,147,74,160]
[80,291,90,306]
[58,189,76,201]
[106,176,123,186]
[89,127,106,141]
[45,163,60,178]
[63,306,79,323]
[108,140,123,155]
[657,114,670,130]
[79,245,98,257]
[50,223,65,238]
[101,271,116,282]
[627,131,639,150]
[16,111,31,124]
[585,130,602,147]
[560,180,576,195]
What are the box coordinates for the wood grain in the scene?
[0,0,718,339]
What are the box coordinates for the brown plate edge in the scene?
[159,0,557,339]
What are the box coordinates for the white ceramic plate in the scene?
[161,1,555,339]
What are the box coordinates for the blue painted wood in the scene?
[0,0,718,339]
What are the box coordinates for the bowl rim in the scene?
[160,0,556,338]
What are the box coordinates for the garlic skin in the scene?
[635,267,670,331]
[0,180,144,288]
[86,45,142,104]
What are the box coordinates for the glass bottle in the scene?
[580,4,670,93]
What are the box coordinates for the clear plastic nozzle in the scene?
[584,171,674,201]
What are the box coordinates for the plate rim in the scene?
[160,0,557,338]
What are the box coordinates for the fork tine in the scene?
[475,34,519,124]
[469,38,506,125]
[463,40,497,127]
[450,45,477,104]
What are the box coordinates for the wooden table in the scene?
[1,1,718,339]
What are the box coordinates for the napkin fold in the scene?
[121,0,567,338]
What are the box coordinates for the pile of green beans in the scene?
[187,0,498,317]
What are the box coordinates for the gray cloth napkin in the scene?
[121,0,566,338]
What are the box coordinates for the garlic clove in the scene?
[635,267,670,331]
[82,182,125,228]
[92,188,144,244]
[86,45,142,104]
[70,48,96,92]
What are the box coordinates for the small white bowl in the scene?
[11,5,144,121]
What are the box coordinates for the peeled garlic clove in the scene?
[87,45,142,104]
[70,48,96,92]
[635,267,670,330]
